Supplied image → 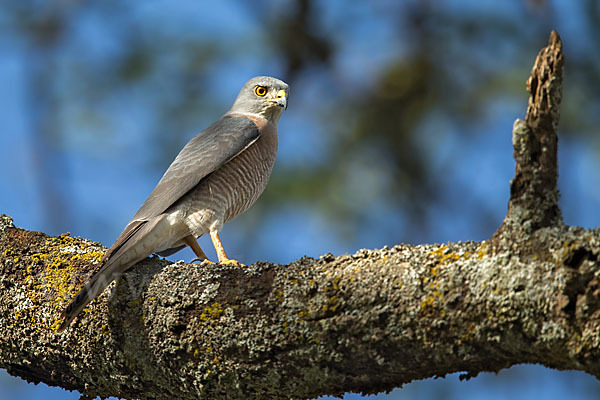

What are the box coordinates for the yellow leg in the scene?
[183,235,212,263]
[209,230,241,266]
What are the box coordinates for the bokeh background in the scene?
[1,0,600,399]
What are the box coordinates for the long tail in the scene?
[58,215,169,332]
[57,257,125,332]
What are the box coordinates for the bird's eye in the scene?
[254,86,267,97]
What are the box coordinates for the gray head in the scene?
[228,76,289,123]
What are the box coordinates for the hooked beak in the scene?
[268,89,288,110]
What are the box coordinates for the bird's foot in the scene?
[219,259,244,267]
[191,257,215,265]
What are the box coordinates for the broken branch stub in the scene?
[495,31,564,240]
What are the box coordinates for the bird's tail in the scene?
[57,258,124,332]
[57,215,171,332]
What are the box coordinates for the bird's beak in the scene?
[269,89,288,110]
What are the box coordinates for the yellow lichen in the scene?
[200,302,223,323]
[420,296,435,311]
[16,233,106,333]
[428,245,462,264]
[331,276,341,291]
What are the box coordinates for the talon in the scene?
[220,259,244,267]
[191,257,214,264]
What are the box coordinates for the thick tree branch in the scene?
[0,31,599,399]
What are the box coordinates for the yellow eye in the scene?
[254,86,267,97]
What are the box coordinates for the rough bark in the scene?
[0,31,598,399]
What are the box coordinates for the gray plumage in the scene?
[59,76,288,331]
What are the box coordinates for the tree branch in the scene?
[493,30,563,240]
[1,31,599,400]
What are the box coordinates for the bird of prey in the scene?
[59,76,288,331]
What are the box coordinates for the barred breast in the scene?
[182,118,278,237]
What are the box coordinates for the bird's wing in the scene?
[99,115,260,263]
[133,115,261,221]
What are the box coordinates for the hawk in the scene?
[59,76,288,331]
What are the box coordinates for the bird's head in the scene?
[229,76,289,123]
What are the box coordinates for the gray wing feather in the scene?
[132,115,260,221]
